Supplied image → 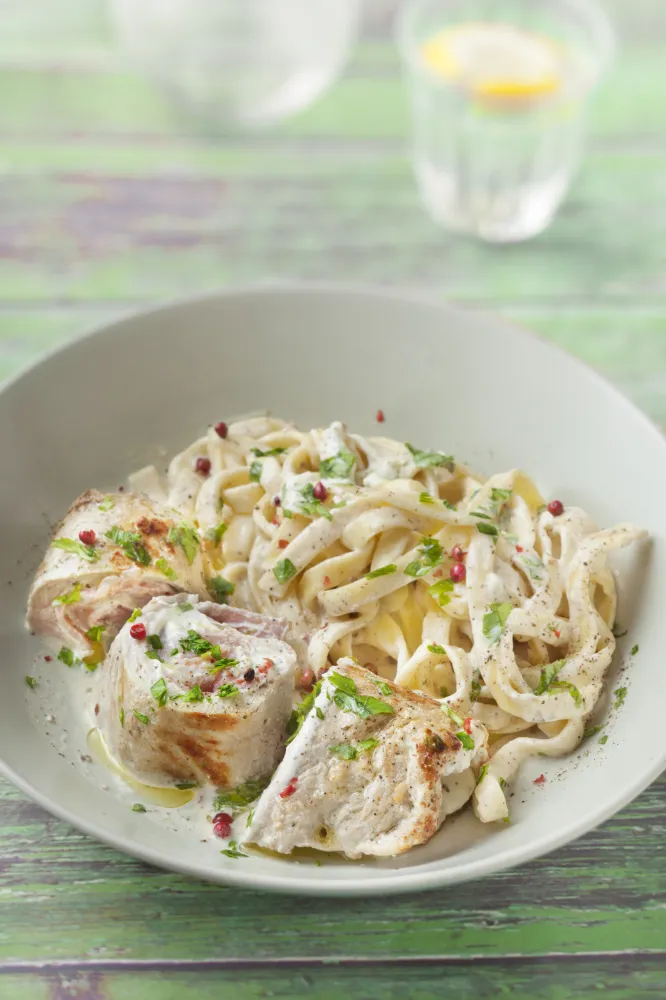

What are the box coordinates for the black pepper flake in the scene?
[244,668,256,682]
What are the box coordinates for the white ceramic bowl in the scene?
[1,285,664,896]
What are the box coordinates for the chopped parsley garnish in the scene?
[147,634,163,650]
[456,731,475,750]
[472,488,512,524]
[180,630,213,655]
[328,671,394,720]
[208,657,238,675]
[373,678,392,696]
[220,840,247,859]
[249,461,262,483]
[57,647,77,667]
[52,537,98,562]
[286,681,322,743]
[614,686,628,709]
[145,650,163,662]
[25,675,38,689]
[329,737,380,760]
[183,685,204,703]
[85,625,106,642]
[151,677,168,707]
[584,724,604,738]
[419,492,435,505]
[428,579,454,607]
[443,705,464,726]
[406,443,454,472]
[178,602,194,613]
[599,734,609,745]
[470,675,482,702]
[251,446,287,458]
[298,483,332,521]
[205,522,227,546]
[274,558,297,584]
[175,781,198,790]
[246,810,255,828]
[105,526,151,566]
[519,555,547,582]
[534,659,582,707]
[213,776,271,813]
[428,643,446,655]
[218,683,239,698]
[167,522,200,565]
[155,557,177,580]
[476,763,489,784]
[471,487,512,538]
[366,564,397,580]
[319,448,356,480]
[119,705,125,727]
[208,576,235,604]
[630,644,639,656]
[533,659,565,695]
[52,582,82,606]
[482,602,513,644]
[132,803,147,813]
[98,496,115,512]
[132,709,150,724]
[476,522,499,537]
[405,536,443,578]
[329,743,356,760]
[128,608,142,623]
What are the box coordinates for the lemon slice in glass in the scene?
[421,22,564,104]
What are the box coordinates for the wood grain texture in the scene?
[0,769,662,965]
[3,960,666,1000]
[0,0,664,995]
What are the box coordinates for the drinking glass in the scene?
[397,0,615,242]
[110,0,360,127]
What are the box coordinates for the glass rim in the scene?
[395,0,616,96]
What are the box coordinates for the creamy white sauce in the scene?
[352,434,416,488]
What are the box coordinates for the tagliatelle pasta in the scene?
[131,416,646,824]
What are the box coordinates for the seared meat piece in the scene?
[245,660,488,858]
[27,489,207,657]
[98,594,296,788]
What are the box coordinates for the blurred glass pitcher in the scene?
[110,0,360,127]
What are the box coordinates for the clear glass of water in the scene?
[110,0,360,127]
[397,0,615,242]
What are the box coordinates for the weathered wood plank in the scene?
[2,957,666,1000]
[0,976,47,1000]
[0,150,665,306]
[0,774,663,961]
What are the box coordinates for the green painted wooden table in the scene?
[1,2,665,997]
